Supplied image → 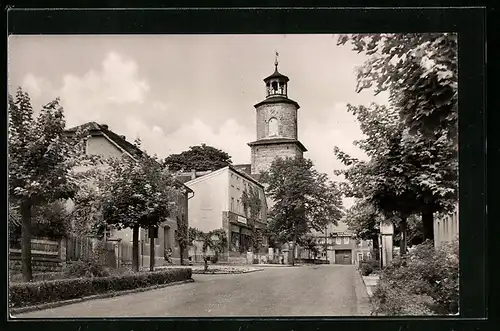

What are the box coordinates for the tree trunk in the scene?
[422,208,435,241]
[372,234,380,260]
[132,224,139,272]
[291,223,298,266]
[400,217,408,255]
[20,202,33,282]
[149,233,155,272]
[179,245,184,266]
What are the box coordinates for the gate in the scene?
[334,249,353,265]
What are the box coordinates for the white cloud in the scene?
[20,52,151,129]
[118,116,253,164]
[20,74,54,102]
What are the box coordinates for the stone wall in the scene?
[251,142,303,174]
[255,103,298,140]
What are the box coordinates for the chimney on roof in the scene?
[191,169,196,180]
[120,135,126,140]
[101,124,109,130]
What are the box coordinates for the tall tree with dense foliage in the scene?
[8,88,92,282]
[98,140,180,271]
[164,143,233,172]
[343,199,382,259]
[335,103,457,245]
[337,33,458,142]
[261,157,343,265]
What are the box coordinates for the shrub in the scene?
[63,260,110,278]
[360,259,380,276]
[9,268,192,308]
[210,255,219,264]
[371,239,459,315]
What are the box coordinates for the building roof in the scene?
[263,69,290,83]
[66,121,143,159]
[228,165,264,188]
[66,121,192,193]
[184,165,265,189]
[247,138,308,152]
[254,96,300,110]
[232,164,251,175]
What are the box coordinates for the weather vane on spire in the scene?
[274,51,279,70]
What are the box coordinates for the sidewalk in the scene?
[361,274,380,297]
[353,268,373,316]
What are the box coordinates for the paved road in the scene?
[14,264,372,318]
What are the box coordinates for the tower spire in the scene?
[274,51,279,71]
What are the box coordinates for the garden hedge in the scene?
[9,268,192,308]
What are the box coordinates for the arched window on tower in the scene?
[268,117,279,137]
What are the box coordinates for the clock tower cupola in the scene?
[248,54,307,175]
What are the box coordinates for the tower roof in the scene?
[263,68,289,83]
[264,53,289,82]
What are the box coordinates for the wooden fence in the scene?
[65,235,94,262]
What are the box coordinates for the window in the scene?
[236,199,240,213]
[335,237,341,245]
[343,237,350,245]
[268,117,279,137]
[231,197,235,212]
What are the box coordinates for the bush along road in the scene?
[9,268,193,313]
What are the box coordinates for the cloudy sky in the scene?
[8,34,389,207]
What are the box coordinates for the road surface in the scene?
[14,264,372,318]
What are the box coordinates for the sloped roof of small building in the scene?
[66,121,192,192]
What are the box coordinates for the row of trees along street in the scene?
[8,88,187,281]
[335,33,458,254]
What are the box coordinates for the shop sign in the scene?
[237,215,247,224]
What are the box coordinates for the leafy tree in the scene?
[241,185,264,255]
[98,140,180,272]
[8,88,92,282]
[164,143,233,172]
[299,233,320,259]
[343,199,381,259]
[263,218,288,249]
[261,157,343,266]
[334,104,457,246]
[188,227,228,271]
[337,33,458,142]
[9,200,71,249]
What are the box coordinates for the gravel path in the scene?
[13,264,371,318]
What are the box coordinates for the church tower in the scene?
[249,55,307,175]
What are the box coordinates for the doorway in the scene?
[334,249,353,265]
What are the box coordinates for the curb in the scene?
[193,268,264,275]
[354,269,373,316]
[359,272,381,316]
[10,278,195,316]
